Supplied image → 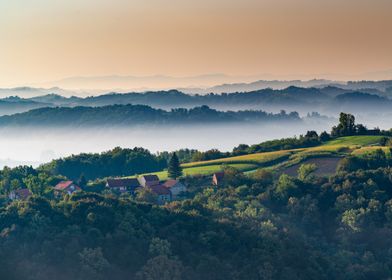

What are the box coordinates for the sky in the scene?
[1,0,392,87]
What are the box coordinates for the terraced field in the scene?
[129,163,258,181]
[182,150,295,168]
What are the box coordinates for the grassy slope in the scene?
[182,150,295,168]
[127,135,388,180]
[351,146,391,157]
[324,135,386,146]
[130,163,258,181]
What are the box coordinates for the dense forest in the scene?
[40,147,168,181]
[1,151,392,279]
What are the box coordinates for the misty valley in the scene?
[0,121,334,167]
[0,80,391,168]
[1,107,392,279]
[2,1,392,279]
[0,78,392,280]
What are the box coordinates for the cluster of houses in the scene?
[8,174,187,205]
[8,171,225,204]
[106,175,186,204]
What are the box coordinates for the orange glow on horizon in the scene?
[0,0,391,87]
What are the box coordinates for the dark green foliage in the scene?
[319,131,331,142]
[1,152,392,279]
[191,149,228,162]
[331,112,356,137]
[157,149,199,163]
[40,147,167,180]
[167,153,183,179]
[330,112,386,138]
[78,173,87,188]
[380,137,392,146]
[242,133,322,154]
[305,130,318,139]
[337,149,390,172]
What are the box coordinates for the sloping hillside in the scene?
[130,135,390,180]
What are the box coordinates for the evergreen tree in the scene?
[78,173,87,188]
[167,153,183,179]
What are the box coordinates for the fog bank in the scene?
[0,121,335,168]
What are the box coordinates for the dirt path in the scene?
[281,157,342,177]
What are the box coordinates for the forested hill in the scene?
[0,104,301,127]
[30,87,392,109]
[0,85,391,117]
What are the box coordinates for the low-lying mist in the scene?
[0,120,336,168]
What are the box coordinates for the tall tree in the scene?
[331,112,356,137]
[167,153,183,179]
[78,173,87,188]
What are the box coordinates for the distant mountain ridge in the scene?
[0,80,391,117]
[41,73,260,91]
[1,78,392,97]
[0,104,302,127]
[181,79,342,93]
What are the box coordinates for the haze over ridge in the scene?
[1,0,392,87]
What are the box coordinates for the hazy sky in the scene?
[1,0,392,86]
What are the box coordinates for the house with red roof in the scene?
[9,188,32,201]
[163,179,186,199]
[106,178,140,193]
[54,181,81,195]
[212,172,224,186]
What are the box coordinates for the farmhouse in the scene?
[136,174,189,203]
[212,172,224,186]
[54,181,81,195]
[9,188,32,201]
[106,178,140,193]
[148,184,172,204]
[163,179,186,199]
[138,175,160,187]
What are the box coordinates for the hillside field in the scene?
[324,135,387,146]
[128,135,390,180]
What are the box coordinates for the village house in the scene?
[138,175,160,187]
[106,178,140,194]
[163,179,186,199]
[212,172,224,186]
[54,181,81,195]
[148,184,172,204]
[9,188,32,201]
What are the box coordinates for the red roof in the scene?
[149,184,171,195]
[163,179,179,188]
[54,181,80,191]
